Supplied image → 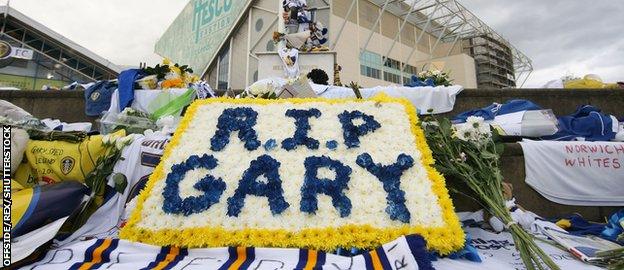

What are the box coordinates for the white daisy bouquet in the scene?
[422,115,560,270]
[240,81,279,99]
[417,69,453,86]
[597,247,624,269]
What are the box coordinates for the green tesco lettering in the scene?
[193,0,232,30]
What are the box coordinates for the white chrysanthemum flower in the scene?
[157,115,175,128]
[164,71,179,81]
[478,124,492,138]
[122,134,136,145]
[101,134,111,145]
[248,84,263,96]
[466,116,484,128]
[453,124,470,141]
[115,139,125,150]
[117,113,127,122]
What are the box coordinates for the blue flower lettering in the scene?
[227,155,290,217]
[264,139,278,151]
[300,156,352,217]
[338,111,381,148]
[325,140,338,150]
[282,109,321,150]
[162,154,226,216]
[210,107,261,151]
[356,153,414,223]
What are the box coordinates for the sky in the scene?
[4,0,623,87]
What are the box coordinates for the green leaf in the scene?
[481,151,498,160]
[113,173,128,193]
[495,143,505,155]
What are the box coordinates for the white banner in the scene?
[10,47,34,60]
[519,139,624,206]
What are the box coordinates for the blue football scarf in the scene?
[453,99,543,123]
[117,69,144,111]
[544,105,616,141]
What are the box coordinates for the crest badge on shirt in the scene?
[60,156,75,175]
[90,91,101,101]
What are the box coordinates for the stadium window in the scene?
[404,64,417,75]
[359,50,382,79]
[383,57,401,70]
[361,65,381,79]
[383,71,401,84]
[217,44,230,90]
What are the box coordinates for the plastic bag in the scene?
[148,88,196,120]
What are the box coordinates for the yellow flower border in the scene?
[120,93,465,254]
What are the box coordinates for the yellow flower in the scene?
[119,94,465,254]
[185,74,200,84]
[170,65,182,76]
[162,78,184,89]
[163,58,171,65]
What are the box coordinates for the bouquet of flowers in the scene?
[597,247,624,269]
[100,108,157,135]
[239,81,279,99]
[417,69,453,87]
[141,59,199,89]
[422,115,560,270]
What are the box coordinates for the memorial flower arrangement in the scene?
[104,108,157,135]
[141,58,199,89]
[416,69,453,87]
[598,247,624,270]
[120,95,465,253]
[422,115,560,270]
[239,81,279,99]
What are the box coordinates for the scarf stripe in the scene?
[369,250,384,270]
[375,247,392,269]
[315,251,326,268]
[217,247,238,270]
[69,238,119,270]
[295,249,309,269]
[362,252,375,270]
[141,247,171,270]
[141,246,188,270]
[238,247,255,269]
[303,250,318,270]
[228,247,248,270]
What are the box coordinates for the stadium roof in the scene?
[344,0,533,86]
[0,6,121,81]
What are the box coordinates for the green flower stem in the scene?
[422,117,561,270]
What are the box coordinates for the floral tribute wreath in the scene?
[120,94,464,254]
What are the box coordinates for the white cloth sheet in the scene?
[519,139,624,206]
[312,84,464,114]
